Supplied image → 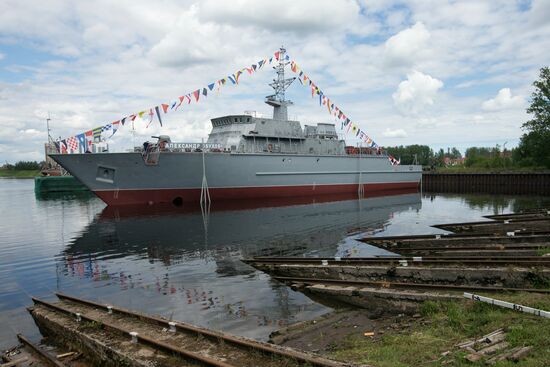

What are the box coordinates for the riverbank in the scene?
[273,292,550,367]
[0,169,40,178]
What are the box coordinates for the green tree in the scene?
[13,161,41,170]
[516,66,550,168]
[435,148,445,166]
[385,144,434,165]
[450,147,462,159]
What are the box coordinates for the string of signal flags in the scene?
[55,49,381,157]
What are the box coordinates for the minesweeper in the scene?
[51,48,422,206]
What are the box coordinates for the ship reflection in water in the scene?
[57,189,421,340]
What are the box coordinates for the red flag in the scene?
[84,130,93,148]
[193,89,200,102]
[175,96,184,110]
[161,104,169,113]
[60,140,68,154]
[274,51,280,60]
[146,108,154,128]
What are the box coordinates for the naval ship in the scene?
[51,48,422,206]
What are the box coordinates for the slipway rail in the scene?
[15,334,65,367]
[484,212,550,220]
[358,232,550,243]
[244,256,550,267]
[431,218,550,234]
[31,293,353,367]
[358,233,550,255]
[271,276,550,294]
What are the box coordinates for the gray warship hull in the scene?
[51,152,422,206]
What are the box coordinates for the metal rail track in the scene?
[357,231,550,242]
[484,213,549,220]
[376,245,549,251]
[32,297,236,367]
[272,276,550,294]
[519,208,550,214]
[35,293,346,367]
[16,334,65,367]
[245,256,550,267]
[385,250,543,258]
[433,217,550,226]
[431,218,550,233]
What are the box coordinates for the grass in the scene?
[0,169,40,178]
[78,320,103,331]
[330,293,550,367]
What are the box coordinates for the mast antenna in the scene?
[46,112,53,144]
[265,46,296,121]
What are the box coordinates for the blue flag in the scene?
[76,133,86,153]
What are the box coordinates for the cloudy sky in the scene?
[0,0,549,163]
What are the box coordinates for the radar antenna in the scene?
[265,46,296,121]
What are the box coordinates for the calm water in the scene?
[1,178,549,349]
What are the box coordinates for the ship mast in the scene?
[265,46,296,121]
[46,112,53,145]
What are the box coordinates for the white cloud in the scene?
[148,8,232,67]
[20,128,42,136]
[382,128,408,138]
[384,22,431,68]
[481,88,524,111]
[196,0,360,34]
[529,0,550,27]
[0,52,4,60]
[392,70,443,115]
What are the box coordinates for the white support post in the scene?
[464,293,550,318]
[200,138,211,208]
[358,143,364,198]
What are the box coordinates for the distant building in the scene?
[443,157,465,166]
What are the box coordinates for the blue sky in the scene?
[0,0,549,163]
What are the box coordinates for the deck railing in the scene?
[135,141,388,156]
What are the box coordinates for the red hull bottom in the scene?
[94,182,420,206]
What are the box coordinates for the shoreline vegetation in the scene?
[0,169,41,178]
[327,293,550,367]
[1,161,42,178]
